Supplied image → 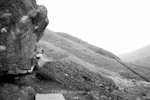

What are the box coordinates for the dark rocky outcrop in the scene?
[0,0,48,100]
[0,0,49,74]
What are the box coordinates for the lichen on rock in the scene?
[0,0,49,74]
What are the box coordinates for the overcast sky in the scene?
[36,0,150,55]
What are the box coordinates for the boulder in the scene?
[0,0,49,74]
[0,84,36,100]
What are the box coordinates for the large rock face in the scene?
[0,0,49,74]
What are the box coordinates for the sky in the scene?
[36,0,150,55]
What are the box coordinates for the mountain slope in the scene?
[133,57,150,69]
[39,29,149,81]
[119,44,150,62]
[57,32,120,61]
[35,29,150,99]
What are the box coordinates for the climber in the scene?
[26,48,44,74]
[36,50,45,67]
[36,48,44,60]
[27,48,44,74]
[35,48,50,67]
[28,56,39,73]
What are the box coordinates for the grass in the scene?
[40,29,141,80]
[36,29,150,99]
[57,31,120,60]
[133,57,150,68]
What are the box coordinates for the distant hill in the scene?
[37,29,150,81]
[119,44,150,62]
[133,57,150,68]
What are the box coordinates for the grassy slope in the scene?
[133,57,150,68]
[118,43,150,80]
[37,29,150,99]
[39,29,144,80]
[57,32,120,61]
[129,57,150,80]
[56,31,150,81]
[119,44,150,62]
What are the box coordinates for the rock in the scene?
[0,45,6,52]
[0,0,49,74]
[100,95,108,100]
[34,86,43,93]
[136,98,142,100]
[0,83,36,100]
[19,86,36,100]
[18,74,36,84]
[144,98,150,100]
[1,28,7,33]
[71,96,79,100]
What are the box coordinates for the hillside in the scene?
[39,29,144,80]
[132,57,150,69]
[1,0,150,100]
[35,29,150,99]
[57,32,121,61]
[119,44,150,62]
[38,29,150,82]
